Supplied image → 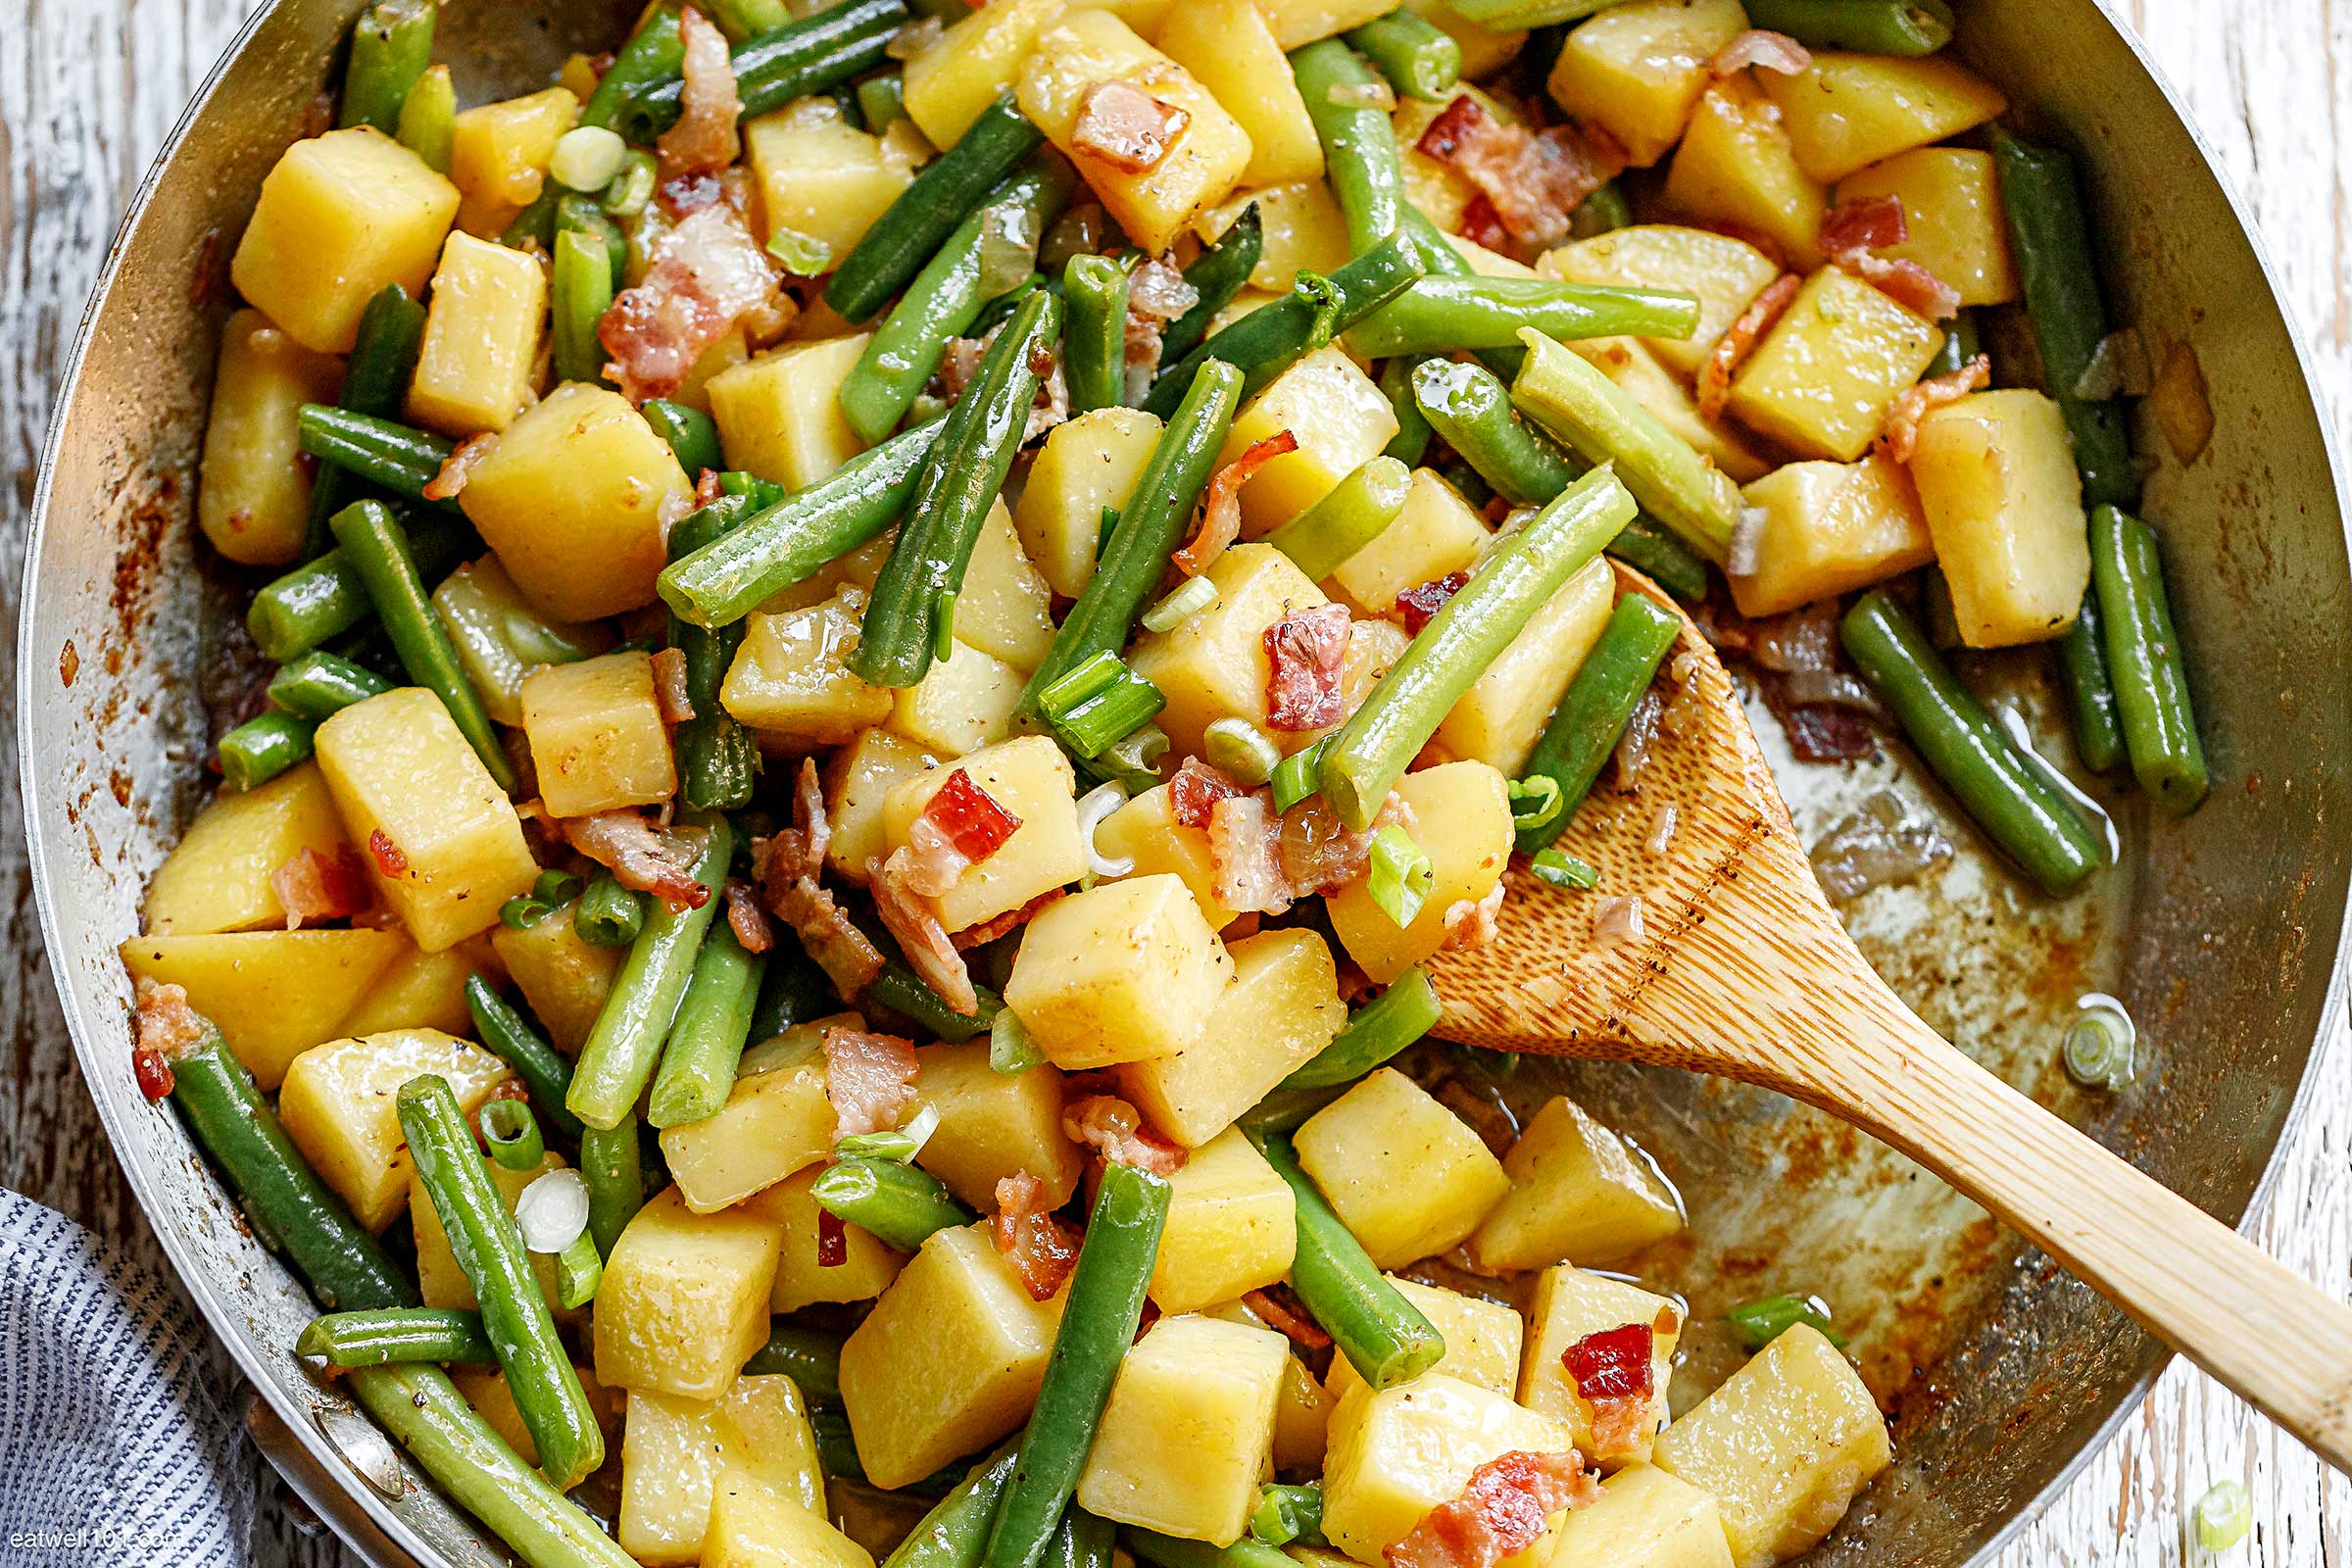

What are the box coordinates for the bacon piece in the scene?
[601,205,780,403]
[1832,248,1961,322]
[925,768,1023,860]
[1456,191,1511,253]
[1383,1451,1597,1568]
[1818,193,1907,255]
[270,846,370,929]
[1880,352,1991,463]
[368,828,410,878]
[1072,80,1191,175]
[1440,881,1504,954]
[1709,27,1812,76]
[1177,430,1299,576]
[724,880,774,954]
[695,466,724,506]
[762,763,888,997]
[1416,95,1626,252]
[1243,1285,1331,1351]
[1128,256,1198,320]
[994,1173,1082,1301]
[133,980,208,1099]
[821,1024,920,1138]
[1263,603,1351,731]
[421,431,499,501]
[897,815,974,899]
[1396,570,1470,635]
[1761,678,1878,762]
[659,7,743,178]
[659,171,725,218]
[563,809,711,909]
[1169,758,1245,829]
[870,854,981,1016]
[1563,1323,1656,1455]
[950,888,1066,950]
[1277,794,1376,897]
[1207,792,1293,916]
[652,646,695,724]
[816,1208,850,1268]
[1062,1095,1188,1175]
[1697,272,1799,418]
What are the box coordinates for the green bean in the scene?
[167,1034,416,1311]
[1125,1531,1298,1568]
[1291,39,1410,256]
[339,0,435,134]
[219,712,316,792]
[809,1157,975,1251]
[1264,456,1411,581]
[982,1163,1173,1568]
[1928,305,1981,379]
[1511,328,1741,562]
[400,1075,604,1491]
[865,959,1001,1043]
[248,511,468,662]
[578,1120,647,1256]
[552,230,614,386]
[1605,515,1709,602]
[615,0,908,141]
[1024,361,1245,713]
[841,166,1071,443]
[2090,506,2206,813]
[1515,593,1680,855]
[1411,358,1577,507]
[299,1307,496,1368]
[828,94,1046,321]
[1281,967,1443,1090]
[480,1099,545,1171]
[1143,231,1425,417]
[1378,356,1435,466]
[1840,590,2102,896]
[584,5,684,129]
[752,939,839,1038]
[1991,130,2139,508]
[1346,10,1462,101]
[1161,204,1263,366]
[1442,0,1628,27]
[883,1445,1023,1568]
[2055,586,2127,773]
[464,978,586,1147]
[644,398,723,478]
[304,283,428,557]
[1065,252,1137,415]
[858,72,908,131]
[855,289,1063,687]
[713,0,793,40]
[327,500,516,792]
[746,1322,844,1403]
[667,498,763,809]
[344,1364,637,1568]
[557,194,629,289]
[395,64,456,172]
[574,873,648,948]
[646,923,766,1128]
[299,406,462,511]
[1357,278,1707,358]
[1570,180,1633,238]
[267,650,392,721]
[1047,1510,1116,1568]
[1741,0,1952,55]
[1247,1130,1444,1390]
[1320,466,1636,828]
[499,184,564,253]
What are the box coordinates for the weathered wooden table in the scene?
[2,2,2346,1562]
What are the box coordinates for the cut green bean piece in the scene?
[647,923,766,1128]
[746,1323,845,1403]
[712,0,793,39]
[752,939,838,1039]
[1928,305,1982,379]
[1249,1129,1444,1389]
[645,398,723,478]
[1249,1483,1324,1546]
[464,977,586,1147]
[1571,180,1633,238]
[579,1120,647,1256]
[1162,204,1263,367]
[1378,356,1435,466]
[1346,10,1461,100]
[809,1157,975,1251]
[858,73,908,131]
[395,64,456,172]
[480,1099,545,1171]
[2055,585,2126,773]
[584,5,684,128]
[1411,358,1578,508]
[828,93,1046,321]
[1065,252,1137,415]
[299,406,463,511]
[1515,592,1680,855]
[1291,38,1411,256]
[574,873,648,949]
[305,283,429,557]
[248,511,468,662]
[1742,0,1951,54]
[1725,1291,1846,1349]
[865,961,1002,1043]
[340,0,435,134]
[1441,0,1628,27]
[1265,456,1411,581]
[1281,967,1444,1090]
[1348,277,1699,358]
[553,229,615,385]
[614,0,906,140]
[2090,506,2206,813]
[219,712,316,793]
[668,497,763,808]
[1048,1509,1117,1568]
[881,1445,1023,1568]
[1604,515,1709,602]
[268,650,393,720]
[299,1307,496,1368]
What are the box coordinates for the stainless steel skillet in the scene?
[16,0,2350,1563]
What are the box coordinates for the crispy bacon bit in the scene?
[724,880,774,954]
[1440,881,1504,954]
[1072,80,1191,175]
[1169,758,1245,829]
[821,1025,920,1138]
[1819,194,1907,256]
[133,1047,175,1101]
[870,854,981,1016]
[925,768,1024,860]
[1178,430,1299,576]
[1880,352,1991,463]
[1456,191,1511,253]
[1832,248,1961,322]
[1563,1323,1654,1402]
[815,1208,850,1267]
[951,888,1066,950]
[368,828,410,878]
[1761,679,1878,761]
[1128,256,1198,321]
[1416,95,1626,252]
[659,170,725,218]
[939,336,987,401]
[133,980,209,1099]
[601,206,780,403]
[564,809,710,909]
[421,431,498,501]
[651,646,695,724]
[660,7,743,178]
[1709,27,1812,76]
[1278,795,1376,897]
[1063,1095,1188,1175]
[897,815,972,899]
[1263,604,1351,731]
[762,763,888,997]
[1396,570,1471,635]
[1383,1451,1597,1568]
[695,466,724,506]
[270,846,369,929]
[994,1173,1082,1301]
[1243,1285,1332,1350]
[1208,793,1294,916]
[1698,272,1799,418]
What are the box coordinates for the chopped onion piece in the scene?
[1367,824,1433,928]
[1808,788,1951,901]
[1078,781,1135,879]
[1644,803,1678,855]
[515,1167,591,1254]
[551,125,627,193]
[1726,506,1768,577]
[1593,894,1644,946]
[885,16,942,58]
[1144,574,1219,634]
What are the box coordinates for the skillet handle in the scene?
[244,1393,430,1568]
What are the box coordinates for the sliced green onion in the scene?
[554,1231,604,1308]
[551,124,627,192]
[2194,1480,2251,1552]
[501,893,554,930]
[602,149,658,217]
[2062,1002,2136,1091]
[1506,775,1562,835]
[1087,721,1172,794]
[1530,848,1597,891]
[1250,1484,1323,1547]
[1041,654,1166,760]
[1297,270,1343,352]
[834,1102,942,1164]
[991,1005,1044,1075]
[573,874,647,948]
[769,227,836,276]
[933,590,958,663]
[1270,738,1327,814]
[1143,575,1219,634]
[1726,1292,1844,1350]
[1037,650,1125,719]
[1098,504,1120,558]
[1204,717,1281,787]
[533,869,584,907]
[479,1098,544,1171]
[1366,824,1432,927]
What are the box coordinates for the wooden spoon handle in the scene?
[1850,1001,2352,1472]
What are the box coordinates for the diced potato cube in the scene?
[1546,0,1749,168]
[1322,1375,1576,1567]
[1077,1314,1290,1543]
[748,1165,909,1314]
[881,736,1086,933]
[620,1376,823,1566]
[759,527,896,617]
[230,127,459,353]
[1326,761,1511,984]
[1437,555,1613,774]
[1339,617,1413,724]
[315,688,539,953]
[1548,1465,1734,1568]
[1159,0,1322,188]
[143,761,347,935]
[119,929,408,1090]
[198,309,343,565]
[1015,408,1163,599]
[1204,1298,1335,1473]
[1294,1067,1509,1268]
[674,325,753,415]
[277,1028,513,1232]
[1758,53,2006,184]
[826,728,943,884]
[595,1187,783,1399]
[892,638,1024,757]
[432,554,614,727]
[838,1223,1066,1488]
[448,86,578,233]
[1664,80,1826,275]
[911,1041,1084,1210]
[490,901,621,1054]
[1148,1129,1297,1313]
[412,1150,573,1321]
[1518,1265,1682,1468]
[1726,266,1942,463]
[1018,12,1254,254]
[1730,454,1933,617]
[1834,148,2016,308]
[1567,336,1773,484]
[337,933,498,1037]
[722,585,898,746]
[709,334,871,492]
[1196,181,1353,295]
[1906,389,2090,649]
[1327,468,1491,615]
[1130,544,1332,759]
[1003,874,1234,1069]
[406,230,546,436]
[1543,224,1784,381]
[957,501,1059,671]
[1652,1327,1889,1567]
[1074,0,1178,34]
[1117,929,1345,1147]
[452,1363,618,1469]
[1094,783,1243,931]
[1257,0,1395,49]
[707,1473,878,1568]
[1401,0,1524,79]
[459,382,695,620]
[1325,1277,1523,1402]
[1471,1097,1686,1272]
[903,0,1069,150]
[660,1025,837,1212]
[747,99,920,263]
[1219,348,1397,535]
[521,651,678,817]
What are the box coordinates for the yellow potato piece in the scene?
[1130,543,1333,760]
[705,1472,878,1568]
[1295,1068,1509,1268]
[1219,348,1397,535]
[745,99,921,262]
[1548,1465,1734,1568]
[522,650,678,818]
[1325,1276,1523,1402]
[1517,1264,1682,1469]
[1835,147,2018,308]
[1437,555,1614,775]
[1730,454,1934,619]
[119,929,408,1091]
[489,899,621,1054]
[1321,1375,1575,1568]
[1757,51,2006,184]
[1003,874,1234,1069]
[198,309,342,566]
[277,1028,513,1232]
[1326,760,1512,985]
[411,1150,573,1322]
[1725,266,1942,463]
[1906,388,2090,649]
[1117,928,1345,1148]
[1159,0,1322,189]
[825,728,943,885]
[142,760,347,936]
[1326,467,1491,616]
[1546,0,1749,169]
[709,334,872,493]
[881,735,1086,934]
[1543,224,1783,382]
[1470,1095,1686,1271]
[337,933,498,1038]
[1664,79,1826,274]
[1093,783,1244,932]
[660,1024,839,1213]
[619,1375,823,1565]
[448,86,578,234]
[721,586,898,747]
[747,1166,908,1314]
[594,1188,783,1400]
[1146,1129,1298,1314]
[1076,1314,1290,1544]
[1015,408,1164,599]
[1193,181,1352,294]
[910,1040,1084,1211]
[406,230,546,437]
[903,0,1068,150]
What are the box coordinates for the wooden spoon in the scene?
[1425,565,2352,1474]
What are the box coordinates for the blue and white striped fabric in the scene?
[0,1189,252,1565]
